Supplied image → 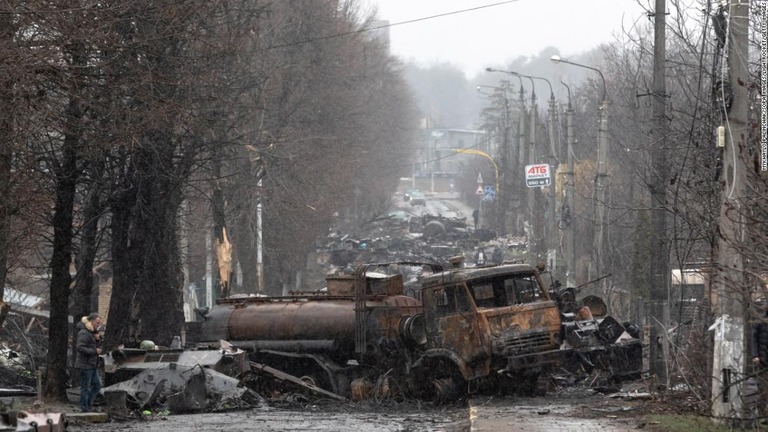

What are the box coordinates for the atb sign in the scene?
[525,163,551,187]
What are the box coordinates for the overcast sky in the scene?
[364,0,649,78]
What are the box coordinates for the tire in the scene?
[411,360,466,404]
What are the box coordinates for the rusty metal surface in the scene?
[436,312,488,365]
[371,296,423,340]
[201,293,421,362]
[229,301,358,344]
[483,301,561,339]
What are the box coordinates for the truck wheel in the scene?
[430,376,462,404]
[423,220,446,238]
[412,361,465,404]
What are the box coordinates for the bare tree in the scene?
[0,2,15,317]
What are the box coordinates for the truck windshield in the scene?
[469,274,542,308]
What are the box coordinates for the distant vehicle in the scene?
[403,189,418,202]
[387,210,409,223]
[409,191,427,206]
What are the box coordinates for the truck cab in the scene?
[413,263,562,400]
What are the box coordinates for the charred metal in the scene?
[102,260,643,412]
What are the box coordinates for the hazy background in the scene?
[361,0,653,129]
[365,0,648,77]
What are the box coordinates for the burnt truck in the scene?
[187,261,642,402]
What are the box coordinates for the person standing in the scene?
[75,313,102,413]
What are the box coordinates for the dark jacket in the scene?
[74,317,100,369]
[751,313,768,366]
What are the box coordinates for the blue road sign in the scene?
[483,186,495,202]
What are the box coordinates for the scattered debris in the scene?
[93,192,645,417]
[102,362,261,415]
[607,391,654,400]
[0,411,67,432]
[247,361,346,401]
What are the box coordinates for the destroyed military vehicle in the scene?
[180,260,642,403]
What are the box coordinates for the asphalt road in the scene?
[399,191,475,222]
[67,390,646,432]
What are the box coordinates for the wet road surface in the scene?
[68,389,645,432]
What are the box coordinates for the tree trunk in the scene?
[104,187,139,351]
[132,136,185,346]
[43,91,82,402]
[0,2,14,321]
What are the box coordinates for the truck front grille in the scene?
[503,330,555,356]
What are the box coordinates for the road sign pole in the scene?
[476,174,484,230]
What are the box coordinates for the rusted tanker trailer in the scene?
[193,264,438,398]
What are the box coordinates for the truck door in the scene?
[424,283,489,362]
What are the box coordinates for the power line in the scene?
[260,0,521,52]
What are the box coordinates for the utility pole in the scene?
[551,56,609,289]
[649,0,670,388]
[498,92,511,235]
[528,81,538,261]
[546,92,559,279]
[593,97,609,289]
[711,0,750,423]
[562,83,577,289]
[516,85,527,236]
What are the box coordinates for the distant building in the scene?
[415,128,487,183]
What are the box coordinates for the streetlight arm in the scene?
[487,67,553,98]
[550,55,605,102]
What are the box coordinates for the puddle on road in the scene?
[469,396,640,432]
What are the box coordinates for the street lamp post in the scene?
[561,82,576,289]
[487,68,558,164]
[487,68,559,271]
[551,56,609,290]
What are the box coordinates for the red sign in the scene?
[525,163,551,187]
